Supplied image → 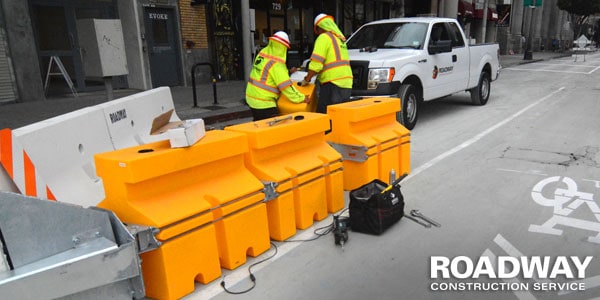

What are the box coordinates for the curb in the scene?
[517,53,572,65]
[199,106,252,125]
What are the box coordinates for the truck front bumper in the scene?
[351,81,401,98]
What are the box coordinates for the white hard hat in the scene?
[270,31,290,49]
[314,13,328,26]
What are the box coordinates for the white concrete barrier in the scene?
[4,87,179,207]
[11,107,112,207]
[99,86,180,149]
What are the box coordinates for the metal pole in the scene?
[524,6,534,60]
[192,66,198,107]
[191,62,218,107]
[241,0,251,83]
[104,77,113,101]
[481,0,489,43]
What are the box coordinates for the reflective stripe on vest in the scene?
[278,80,293,90]
[250,59,280,95]
[310,53,326,63]
[260,60,276,82]
[323,60,350,71]
[326,32,342,61]
[249,78,279,94]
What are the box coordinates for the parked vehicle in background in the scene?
[346,17,501,129]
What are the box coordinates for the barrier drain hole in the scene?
[294,115,305,121]
[131,120,135,127]
[78,144,84,154]
[138,149,154,153]
[374,100,381,103]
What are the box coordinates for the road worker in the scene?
[246,31,309,121]
[303,13,353,113]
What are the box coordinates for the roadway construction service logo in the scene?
[430,255,593,292]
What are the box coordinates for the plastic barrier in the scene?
[226,112,344,241]
[95,130,270,300]
[278,82,317,115]
[327,98,410,191]
[1,87,178,207]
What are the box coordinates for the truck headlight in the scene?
[367,68,395,89]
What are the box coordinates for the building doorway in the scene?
[143,7,182,87]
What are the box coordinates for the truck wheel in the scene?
[470,71,490,106]
[397,84,419,130]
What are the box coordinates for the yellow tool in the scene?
[380,173,408,194]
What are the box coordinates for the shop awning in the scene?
[474,7,498,21]
[458,0,474,16]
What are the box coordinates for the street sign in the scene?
[524,0,542,6]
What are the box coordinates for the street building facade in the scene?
[0,0,578,104]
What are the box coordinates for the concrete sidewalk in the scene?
[0,80,249,130]
[0,50,573,130]
[499,50,573,68]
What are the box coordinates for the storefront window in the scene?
[250,1,326,65]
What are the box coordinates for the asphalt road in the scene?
[190,53,600,300]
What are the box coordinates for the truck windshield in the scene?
[347,22,428,50]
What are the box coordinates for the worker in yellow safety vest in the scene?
[246,31,309,121]
[303,13,353,113]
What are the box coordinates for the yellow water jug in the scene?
[278,81,317,115]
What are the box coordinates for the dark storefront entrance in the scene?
[248,0,394,69]
[143,6,182,87]
[249,0,335,68]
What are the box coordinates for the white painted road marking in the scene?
[497,168,548,176]
[506,63,600,75]
[406,87,565,181]
[505,68,593,75]
[558,275,600,295]
[493,234,552,285]
[482,247,537,300]
[529,176,600,243]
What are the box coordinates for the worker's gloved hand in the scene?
[303,95,310,103]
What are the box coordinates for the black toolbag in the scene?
[349,179,404,235]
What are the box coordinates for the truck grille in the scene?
[350,60,369,90]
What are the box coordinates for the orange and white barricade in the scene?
[0,87,180,207]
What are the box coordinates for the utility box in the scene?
[77,19,128,77]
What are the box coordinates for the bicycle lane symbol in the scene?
[529,176,600,244]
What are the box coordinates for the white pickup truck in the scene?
[346,17,501,129]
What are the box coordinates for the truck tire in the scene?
[470,71,490,106]
[397,84,419,130]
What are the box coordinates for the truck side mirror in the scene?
[428,40,452,54]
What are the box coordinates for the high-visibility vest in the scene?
[246,44,305,109]
[309,32,353,89]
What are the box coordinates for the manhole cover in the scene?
[201,105,226,111]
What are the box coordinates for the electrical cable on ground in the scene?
[282,208,349,243]
[220,241,278,295]
[220,209,349,294]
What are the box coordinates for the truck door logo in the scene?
[433,65,454,79]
